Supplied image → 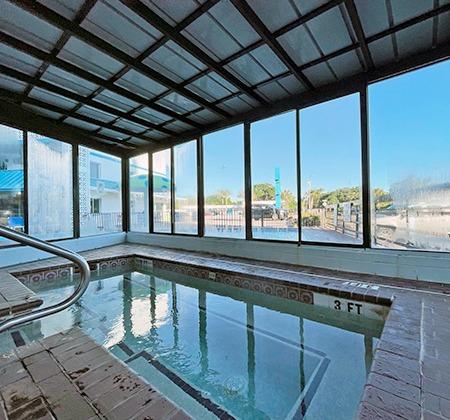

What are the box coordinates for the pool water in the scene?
[3,267,384,419]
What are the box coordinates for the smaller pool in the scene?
[3,265,386,419]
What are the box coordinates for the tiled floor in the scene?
[1,243,450,419]
[0,327,189,420]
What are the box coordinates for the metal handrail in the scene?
[0,225,90,333]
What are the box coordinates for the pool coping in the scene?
[2,244,450,419]
[0,271,43,318]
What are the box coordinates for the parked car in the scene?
[252,205,288,220]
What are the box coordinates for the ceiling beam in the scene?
[126,42,450,158]
[0,100,129,156]
[21,0,98,100]
[0,64,176,139]
[121,0,268,105]
[230,0,314,90]
[59,0,221,127]
[0,32,203,131]
[0,89,159,146]
[10,0,230,118]
[343,0,374,70]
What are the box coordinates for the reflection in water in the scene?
[24,269,384,420]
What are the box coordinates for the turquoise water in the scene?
[4,267,384,419]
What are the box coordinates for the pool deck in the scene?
[1,243,450,419]
[0,327,189,420]
[0,272,42,318]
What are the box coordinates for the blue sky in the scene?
[200,59,449,196]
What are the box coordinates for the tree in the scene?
[281,190,297,211]
[253,183,275,201]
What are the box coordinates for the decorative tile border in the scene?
[12,254,390,321]
[14,256,135,286]
[150,258,317,306]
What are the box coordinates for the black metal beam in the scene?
[230,0,314,90]
[296,109,302,244]
[367,2,450,44]
[244,122,252,240]
[126,18,450,157]
[59,1,221,130]
[0,88,159,146]
[148,152,154,233]
[344,0,374,70]
[0,100,127,156]
[72,145,81,238]
[0,31,199,132]
[0,64,176,140]
[360,87,371,248]
[197,136,205,237]
[122,157,130,232]
[121,0,268,105]
[167,0,345,92]
[11,0,230,117]
[170,147,175,234]
[22,0,97,99]
[23,130,29,234]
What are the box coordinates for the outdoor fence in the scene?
[80,212,122,234]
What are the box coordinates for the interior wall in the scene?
[0,233,126,268]
[127,232,450,284]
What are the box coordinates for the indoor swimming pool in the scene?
[2,265,385,420]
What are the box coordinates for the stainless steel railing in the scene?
[0,225,90,333]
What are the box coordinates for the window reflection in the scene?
[203,125,245,238]
[129,153,149,232]
[0,125,24,246]
[370,60,450,251]
[300,94,363,244]
[251,111,298,241]
[153,148,171,233]
[79,146,122,236]
[174,140,198,234]
[28,133,73,240]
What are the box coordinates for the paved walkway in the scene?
[0,327,189,420]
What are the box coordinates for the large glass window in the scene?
[300,94,363,244]
[370,60,450,252]
[153,149,171,233]
[251,111,298,241]
[129,154,149,232]
[174,140,198,234]
[79,146,122,236]
[0,125,24,246]
[28,134,73,240]
[203,125,245,238]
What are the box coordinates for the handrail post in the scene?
[0,225,90,333]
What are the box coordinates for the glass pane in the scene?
[300,94,363,244]
[251,111,298,241]
[79,147,122,236]
[370,60,450,252]
[153,149,171,233]
[129,153,148,232]
[203,125,245,238]
[28,134,73,240]
[174,140,198,234]
[0,125,24,247]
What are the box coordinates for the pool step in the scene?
[0,271,43,318]
[0,327,190,420]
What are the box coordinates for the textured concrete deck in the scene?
[0,327,188,420]
[2,243,450,419]
[0,272,42,318]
